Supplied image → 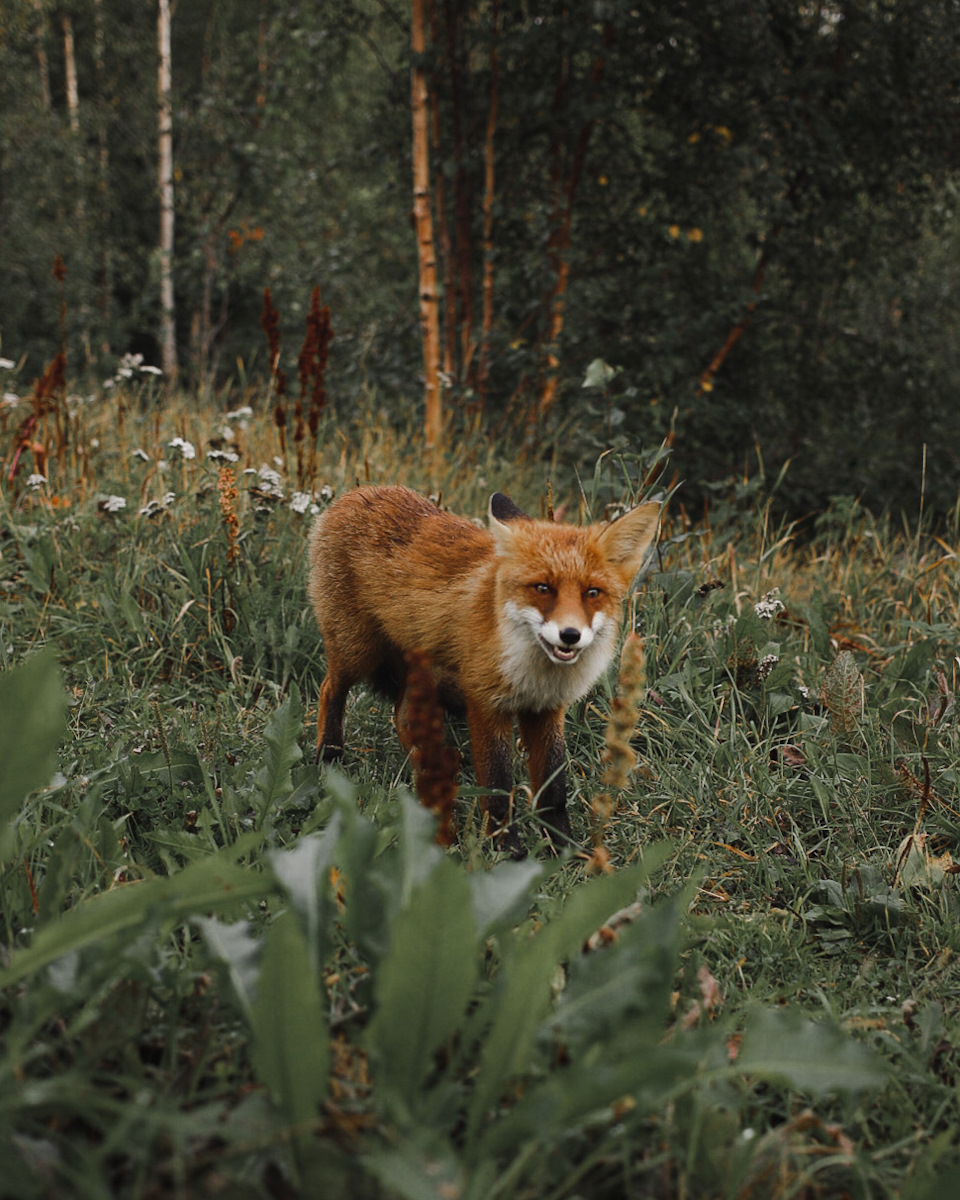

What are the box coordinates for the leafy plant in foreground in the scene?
[0,652,898,1198]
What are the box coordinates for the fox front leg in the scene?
[518,708,572,846]
[466,701,522,853]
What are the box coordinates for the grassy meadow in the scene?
[2,374,960,1198]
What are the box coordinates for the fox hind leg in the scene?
[316,668,353,763]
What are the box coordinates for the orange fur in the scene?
[308,485,660,850]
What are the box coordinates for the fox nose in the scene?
[559,627,581,646]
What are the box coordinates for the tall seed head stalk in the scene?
[296,285,333,486]
[217,465,240,569]
[589,633,646,871]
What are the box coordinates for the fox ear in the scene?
[489,493,529,522]
[488,493,528,555]
[597,500,661,581]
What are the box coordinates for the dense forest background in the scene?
[3,0,960,519]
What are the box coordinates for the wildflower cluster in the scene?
[104,352,162,389]
[139,492,176,518]
[168,436,196,461]
[754,587,785,620]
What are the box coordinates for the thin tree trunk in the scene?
[477,0,499,407]
[427,0,457,384]
[62,16,79,133]
[93,0,112,357]
[537,32,609,418]
[443,0,473,376]
[411,0,442,448]
[158,0,178,380]
[33,1,51,110]
[64,13,94,362]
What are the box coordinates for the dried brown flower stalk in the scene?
[404,650,460,846]
[217,465,240,568]
[295,286,333,486]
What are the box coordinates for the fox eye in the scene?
[585,586,602,599]
[532,582,552,595]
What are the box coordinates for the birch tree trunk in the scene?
[158,0,178,380]
[411,0,442,448]
[62,16,79,133]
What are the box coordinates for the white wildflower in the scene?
[207,449,240,463]
[756,654,779,681]
[256,464,284,499]
[3,392,20,406]
[105,352,161,388]
[168,436,196,460]
[290,491,320,515]
[139,492,175,518]
[0,357,16,370]
[319,484,333,501]
[99,495,127,514]
[225,406,253,421]
[27,473,47,489]
[132,448,150,462]
[754,588,785,620]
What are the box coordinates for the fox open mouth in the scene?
[539,635,581,663]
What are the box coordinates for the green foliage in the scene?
[0,585,896,1197]
[3,410,960,1196]
[0,649,65,854]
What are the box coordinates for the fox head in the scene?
[488,493,661,710]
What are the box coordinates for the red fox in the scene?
[307,485,660,849]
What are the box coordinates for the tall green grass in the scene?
[1,378,960,1197]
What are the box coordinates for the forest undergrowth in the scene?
[2,366,960,1198]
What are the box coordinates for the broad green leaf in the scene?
[469,858,544,936]
[253,683,304,821]
[0,650,67,853]
[397,790,444,904]
[267,816,342,972]
[549,897,680,1053]
[250,910,329,1133]
[466,846,671,1142]
[364,1138,464,1200]
[477,1042,698,1163]
[196,917,261,1020]
[0,836,273,987]
[368,857,479,1110]
[737,1007,887,1095]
